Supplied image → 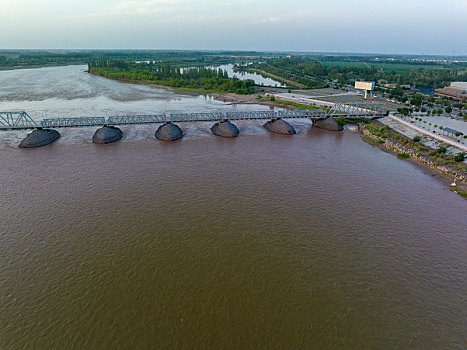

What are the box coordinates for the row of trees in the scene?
[0,50,272,70]
[88,60,256,94]
[245,56,467,89]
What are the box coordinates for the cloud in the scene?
[111,0,185,15]
[253,16,280,24]
[64,0,190,21]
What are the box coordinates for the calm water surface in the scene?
[213,64,286,87]
[0,66,466,349]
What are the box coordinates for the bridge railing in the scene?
[41,117,106,128]
[330,102,388,117]
[277,109,326,118]
[3,109,339,130]
[170,113,225,122]
[226,111,277,120]
[108,114,167,125]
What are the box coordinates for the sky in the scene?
[0,0,466,55]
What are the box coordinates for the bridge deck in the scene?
[1,110,383,130]
[40,110,330,128]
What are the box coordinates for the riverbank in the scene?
[359,121,467,197]
[89,71,318,110]
[239,67,304,88]
[0,63,84,71]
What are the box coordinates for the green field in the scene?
[318,61,446,73]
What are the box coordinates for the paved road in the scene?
[388,114,467,152]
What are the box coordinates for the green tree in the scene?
[336,116,346,127]
[454,153,465,162]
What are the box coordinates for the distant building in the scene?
[435,82,467,100]
[451,82,467,90]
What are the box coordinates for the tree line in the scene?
[88,60,256,94]
[245,57,467,89]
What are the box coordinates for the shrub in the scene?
[454,153,465,162]
[397,153,410,159]
[336,116,346,127]
[437,146,447,154]
[413,136,421,142]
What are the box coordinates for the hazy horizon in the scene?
[1,0,466,55]
[2,49,467,59]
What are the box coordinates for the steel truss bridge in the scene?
[0,111,38,130]
[1,105,384,130]
[329,102,390,117]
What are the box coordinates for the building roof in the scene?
[450,82,467,91]
[435,86,467,98]
[443,127,463,135]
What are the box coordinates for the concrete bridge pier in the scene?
[263,117,296,135]
[312,117,343,131]
[155,122,183,141]
[18,127,60,148]
[211,119,239,138]
[92,125,123,144]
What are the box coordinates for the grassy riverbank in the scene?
[360,121,467,196]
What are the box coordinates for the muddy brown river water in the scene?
[0,66,465,349]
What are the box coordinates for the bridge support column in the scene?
[18,127,60,148]
[263,118,296,135]
[155,122,183,141]
[312,117,343,131]
[93,125,123,144]
[211,119,239,138]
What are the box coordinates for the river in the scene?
[0,66,466,349]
